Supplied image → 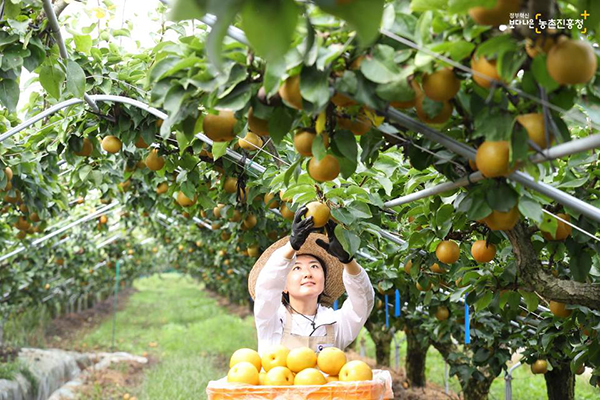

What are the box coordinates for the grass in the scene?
[356,328,600,400]
[73,273,257,400]
[0,360,37,395]
[2,305,53,347]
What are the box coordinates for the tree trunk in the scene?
[505,222,600,309]
[404,328,428,387]
[432,341,497,400]
[544,362,575,400]
[365,320,394,366]
[462,374,496,400]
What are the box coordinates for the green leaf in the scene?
[169,0,207,21]
[241,0,299,63]
[315,0,385,46]
[164,57,203,79]
[206,0,243,70]
[518,196,543,223]
[531,55,560,92]
[473,348,491,363]
[0,32,18,47]
[511,125,529,164]
[467,193,492,221]
[268,107,295,145]
[78,165,93,181]
[39,65,65,100]
[540,212,558,237]
[518,290,539,313]
[23,39,46,72]
[264,61,286,98]
[3,1,21,18]
[176,131,190,153]
[334,225,360,256]
[331,207,356,225]
[448,40,475,62]
[448,0,495,14]
[74,35,93,55]
[0,79,19,113]
[211,141,229,160]
[421,97,443,119]
[360,45,401,84]
[149,57,179,83]
[66,60,86,99]
[215,82,252,111]
[486,182,518,212]
[376,78,415,102]
[435,204,454,239]
[333,130,358,162]
[334,70,358,97]
[497,50,526,82]
[450,286,470,303]
[312,134,327,162]
[300,67,330,110]
[476,35,517,58]
[283,157,302,186]
[337,155,358,179]
[347,201,372,219]
[411,0,448,12]
[566,245,593,283]
[473,108,514,141]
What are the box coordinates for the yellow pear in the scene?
[286,347,317,373]
[239,131,263,151]
[145,149,165,171]
[317,347,346,376]
[261,344,290,372]
[230,348,261,372]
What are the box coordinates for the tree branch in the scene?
[505,222,600,309]
[265,140,283,168]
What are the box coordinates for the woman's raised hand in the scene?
[289,206,315,251]
[315,220,354,264]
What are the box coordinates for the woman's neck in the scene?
[288,296,318,316]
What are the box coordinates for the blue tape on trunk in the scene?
[465,294,470,344]
[395,289,401,317]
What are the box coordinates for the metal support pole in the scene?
[41,0,99,112]
[360,336,366,357]
[111,260,121,351]
[505,361,522,400]
[192,216,214,230]
[444,362,449,395]
[384,172,482,208]
[0,202,120,263]
[382,107,600,223]
[531,133,600,163]
[392,335,402,371]
[383,133,600,209]
[199,13,251,46]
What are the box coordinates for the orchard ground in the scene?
[4,273,597,399]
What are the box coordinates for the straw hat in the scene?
[248,233,345,307]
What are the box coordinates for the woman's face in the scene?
[284,255,325,302]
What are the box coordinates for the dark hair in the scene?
[282,254,328,307]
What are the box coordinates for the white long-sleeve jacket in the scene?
[253,246,375,356]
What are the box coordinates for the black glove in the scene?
[289,206,315,251]
[316,220,354,264]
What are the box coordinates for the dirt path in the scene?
[45,288,135,351]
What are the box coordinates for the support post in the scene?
[505,361,521,400]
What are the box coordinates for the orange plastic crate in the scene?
[206,370,393,400]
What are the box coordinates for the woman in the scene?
[248,206,375,355]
